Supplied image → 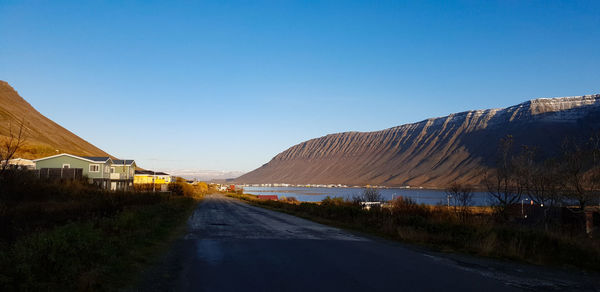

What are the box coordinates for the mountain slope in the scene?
[237,95,600,187]
[0,81,110,159]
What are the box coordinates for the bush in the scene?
[321,196,347,206]
[167,178,205,198]
[194,182,209,194]
[285,196,298,203]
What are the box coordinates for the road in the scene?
[139,194,599,291]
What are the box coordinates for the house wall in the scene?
[155,175,171,184]
[112,163,136,179]
[134,175,154,184]
[133,173,172,184]
[35,155,110,179]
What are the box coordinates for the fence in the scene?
[33,168,84,180]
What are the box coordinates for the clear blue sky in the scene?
[1,1,599,172]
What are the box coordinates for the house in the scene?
[134,170,173,192]
[154,172,174,184]
[6,158,35,170]
[33,153,135,190]
[134,170,173,185]
[134,170,154,184]
[110,159,137,191]
[34,154,113,188]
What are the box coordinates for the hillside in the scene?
[0,81,110,159]
[236,94,600,188]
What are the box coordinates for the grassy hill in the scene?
[0,80,110,159]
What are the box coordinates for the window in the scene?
[89,164,100,172]
[62,164,70,169]
[110,167,115,173]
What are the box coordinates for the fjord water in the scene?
[244,187,490,206]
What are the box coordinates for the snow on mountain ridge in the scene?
[528,94,600,115]
[411,94,600,128]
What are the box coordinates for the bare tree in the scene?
[484,135,523,219]
[361,188,383,202]
[513,145,536,194]
[515,147,562,230]
[0,119,27,174]
[559,136,600,209]
[526,159,560,207]
[446,182,473,222]
[588,132,600,208]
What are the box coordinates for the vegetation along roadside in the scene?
[0,170,203,291]
[227,190,600,272]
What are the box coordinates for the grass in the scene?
[0,171,199,291]
[227,192,600,272]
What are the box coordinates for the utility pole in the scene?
[521,198,529,218]
[123,159,126,191]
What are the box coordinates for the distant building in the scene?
[134,170,154,184]
[111,159,137,191]
[155,172,174,184]
[134,170,174,185]
[6,158,35,170]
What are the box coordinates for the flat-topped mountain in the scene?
[236,94,600,188]
[0,81,110,159]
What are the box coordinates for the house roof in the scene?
[82,156,112,163]
[113,159,135,165]
[135,170,154,175]
[33,153,110,164]
[134,170,170,176]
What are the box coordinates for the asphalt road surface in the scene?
[139,194,599,291]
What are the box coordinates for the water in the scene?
[243,187,490,206]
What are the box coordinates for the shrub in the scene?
[169,178,197,197]
[321,196,346,206]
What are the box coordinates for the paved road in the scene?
[139,194,599,291]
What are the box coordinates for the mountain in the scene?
[0,81,110,159]
[236,94,600,188]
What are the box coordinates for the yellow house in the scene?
[154,172,174,184]
[134,170,174,185]
[134,171,154,184]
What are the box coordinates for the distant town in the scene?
[238,183,423,189]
